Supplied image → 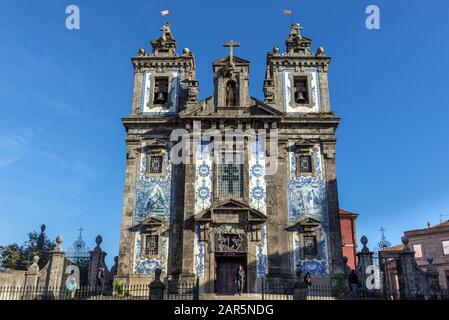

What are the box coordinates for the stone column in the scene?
[88,235,107,287]
[355,236,374,287]
[47,236,66,297]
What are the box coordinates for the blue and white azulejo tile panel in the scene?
[249,137,266,215]
[256,224,268,278]
[133,148,173,275]
[194,224,206,277]
[134,232,169,275]
[193,140,212,277]
[194,140,213,214]
[288,144,330,276]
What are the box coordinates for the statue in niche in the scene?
[226,80,238,107]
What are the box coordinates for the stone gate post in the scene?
[88,235,108,287]
[355,236,374,288]
[47,236,66,298]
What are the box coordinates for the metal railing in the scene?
[0,281,196,301]
[1,283,448,301]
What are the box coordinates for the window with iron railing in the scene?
[145,235,159,256]
[303,236,318,258]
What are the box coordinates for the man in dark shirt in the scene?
[348,270,359,298]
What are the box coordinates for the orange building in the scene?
[340,209,359,269]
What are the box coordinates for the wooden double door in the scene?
[215,255,246,294]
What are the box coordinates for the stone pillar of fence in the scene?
[355,236,374,288]
[397,236,424,298]
[24,255,40,287]
[47,236,66,297]
[88,235,108,287]
[291,268,307,300]
[425,258,441,300]
[23,255,40,299]
[149,268,166,300]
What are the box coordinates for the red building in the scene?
[340,209,359,270]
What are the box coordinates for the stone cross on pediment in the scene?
[223,40,240,65]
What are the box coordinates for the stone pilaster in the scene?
[116,142,139,281]
[323,142,344,275]
[181,153,196,279]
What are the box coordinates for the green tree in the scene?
[0,225,55,270]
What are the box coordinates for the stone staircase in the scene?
[200,293,264,300]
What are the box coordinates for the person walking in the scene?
[348,270,359,298]
[96,267,106,295]
[66,276,77,300]
[303,272,313,297]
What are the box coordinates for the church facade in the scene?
[116,21,344,293]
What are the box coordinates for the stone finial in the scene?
[55,235,63,251]
[183,48,190,56]
[96,235,103,246]
[138,48,146,56]
[272,46,280,54]
[26,255,40,274]
[360,235,370,252]
[401,235,409,245]
[316,47,325,56]
[401,236,411,252]
[94,235,103,252]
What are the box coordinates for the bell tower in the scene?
[213,41,251,113]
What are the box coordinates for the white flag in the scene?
[282,9,293,15]
[160,10,170,16]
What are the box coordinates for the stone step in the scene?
[200,293,264,300]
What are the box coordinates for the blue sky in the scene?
[1,0,448,267]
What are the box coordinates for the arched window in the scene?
[225,80,238,106]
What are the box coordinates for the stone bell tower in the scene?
[261,21,344,282]
[116,22,199,284]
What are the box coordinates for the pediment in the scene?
[194,199,267,225]
[139,216,166,233]
[286,217,322,232]
[140,216,164,226]
[248,98,283,117]
[214,199,249,210]
[141,137,169,148]
[213,55,250,66]
[294,139,316,148]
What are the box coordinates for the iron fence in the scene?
[0,281,196,301]
[1,283,448,301]
[260,281,449,301]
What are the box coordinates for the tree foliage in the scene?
[0,225,55,270]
